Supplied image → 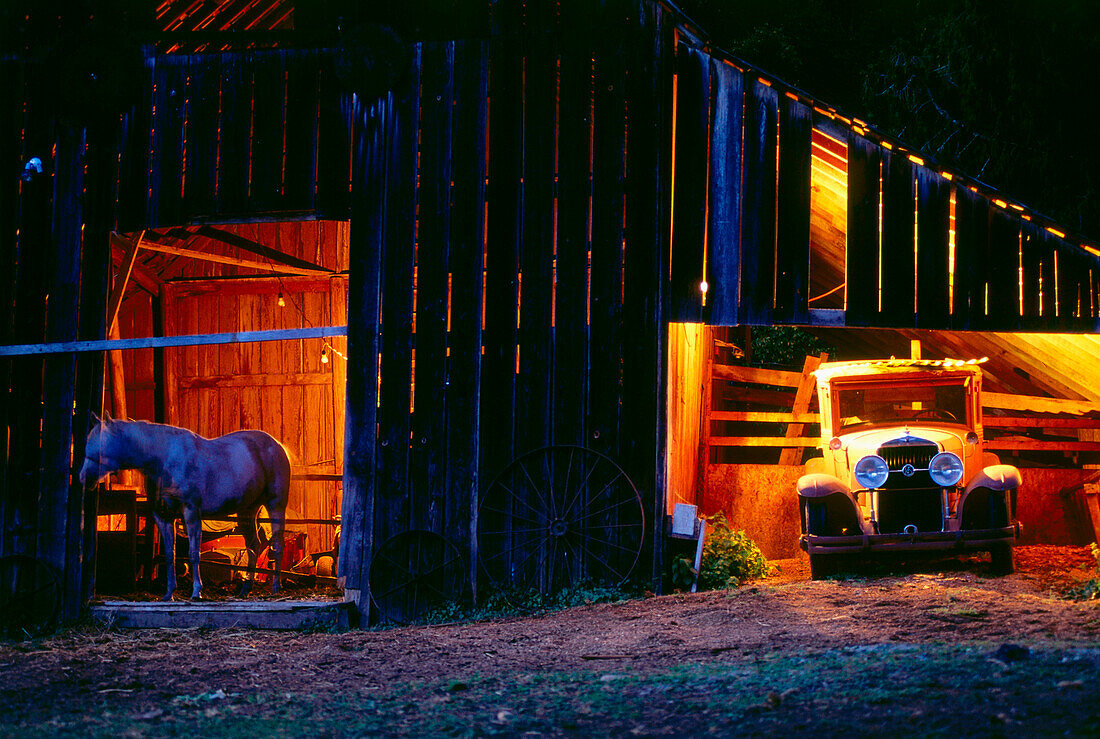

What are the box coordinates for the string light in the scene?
[262,254,346,364]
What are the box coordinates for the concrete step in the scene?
[89,599,354,630]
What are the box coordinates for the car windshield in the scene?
[834,378,969,432]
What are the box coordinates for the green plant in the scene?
[697,512,770,590]
[1068,543,1100,601]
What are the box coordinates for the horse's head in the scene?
[79,412,121,488]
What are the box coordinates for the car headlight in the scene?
[928,452,964,487]
[854,455,889,489]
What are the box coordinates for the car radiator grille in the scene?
[876,441,943,533]
[878,443,938,471]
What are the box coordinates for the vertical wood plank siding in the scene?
[915,166,951,328]
[444,41,488,593]
[879,149,915,325]
[669,44,709,322]
[774,95,812,325]
[412,42,454,534]
[587,39,627,462]
[706,59,743,327]
[674,32,1099,332]
[0,62,22,557]
[375,46,420,558]
[952,185,988,328]
[987,206,1022,329]
[340,94,389,594]
[738,78,778,326]
[124,49,352,228]
[553,43,592,449]
[341,2,673,613]
[845,133,881,326]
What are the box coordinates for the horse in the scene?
[79,414,291,601]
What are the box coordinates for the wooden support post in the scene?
[779,353,827,466]
[1083,484,1100,547]
[107,231,141,329]
[698,328,715,490]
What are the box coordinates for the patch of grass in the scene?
[1068,543,1100,602]
[417,580,645,626]
[31,643,1098,737]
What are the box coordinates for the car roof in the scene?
[814,358,986,383]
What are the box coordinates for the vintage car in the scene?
[797,358,1022,579]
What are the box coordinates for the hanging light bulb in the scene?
[321,347,329,364]
[277,291,286,308]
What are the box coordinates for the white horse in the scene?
[79,414,291,600]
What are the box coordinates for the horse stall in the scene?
[96,223,349,601]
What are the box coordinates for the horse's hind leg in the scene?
[182,504,204,599]
[153,512,176,601]
[268,507,285,594]
[237,508,261,598]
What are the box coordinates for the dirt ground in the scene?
[2,544,1099,737]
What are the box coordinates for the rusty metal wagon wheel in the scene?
[368,531,465,624]
[477,445,645,601]
[0,555,60,638]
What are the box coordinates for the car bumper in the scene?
[800,523,1020,555]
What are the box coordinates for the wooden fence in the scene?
[705,353,1100,465]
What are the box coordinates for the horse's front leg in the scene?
[183,504,204,599]
[153,512,176,601]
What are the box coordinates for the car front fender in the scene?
[797,473,851,498]
[964,464,1022,495]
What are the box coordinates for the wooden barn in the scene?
[2,0,1099,628]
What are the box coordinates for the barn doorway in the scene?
[665,322,1100,565]
[94,222,348,600]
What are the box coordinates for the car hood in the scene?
[841,426,967,459]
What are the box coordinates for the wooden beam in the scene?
[709,436,819,447]
[712,363,804,387]
[194,225,331,274]
[179,372,333,389]
[984,437,1100,452]
[110,233,161,295]
[710,410,821,423]
[717,385,797,406]
[0,325,348,356]
[984,417,1100,429]
[780,353,826,465]
[983,392,1100,416]
[136,241,328,276]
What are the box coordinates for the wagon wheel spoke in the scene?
[518,460,554,519]
[573,494,640,523]
[488,484,548,521]
[478,446,645,600]
[559,457,603,521]
[576,539,638,582]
